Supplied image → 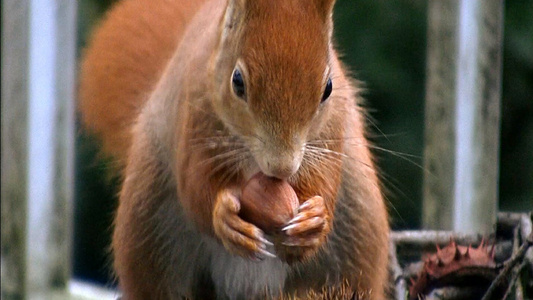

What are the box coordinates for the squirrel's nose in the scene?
[253,136,304,180]
[263,162,300,180]
[259,153,302,180]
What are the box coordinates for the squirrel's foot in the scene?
[213,188,276,261]
[277,195,329,263]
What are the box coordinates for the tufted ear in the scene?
[222,0,246,31]
[214,0,248,85]
[315,0,336,37]
[316,0,336,15]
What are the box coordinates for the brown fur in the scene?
[79,0,206,165]
[79,0,389,299]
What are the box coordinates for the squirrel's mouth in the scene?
[242,136,305,183]
[242,162,262,184]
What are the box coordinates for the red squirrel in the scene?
[79,0,390,298]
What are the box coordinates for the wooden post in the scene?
[2,0,31,298]
[1,0,77,297]
[423,0,503,234]
[49,0,77,289]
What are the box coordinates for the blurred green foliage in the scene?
[334,0,428,228]
[75,0,533,284]
[500,1,533,212]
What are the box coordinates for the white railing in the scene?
[423,0,503,234]
[0,0,107,298]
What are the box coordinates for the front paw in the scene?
[213,188,276,261]
[277,196,330,263]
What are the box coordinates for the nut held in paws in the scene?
[240,172,299,233]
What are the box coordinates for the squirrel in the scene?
[79,0,390,299]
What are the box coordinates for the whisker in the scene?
[195,147,246,166]
[302,146,345,176]
[216,157,242,187]
[365,118,392,144]
[205,150,248,180]
[301,151,324,173]
[188,134,237,143]
[220,153,252,188]
[188,138,245,153]
[302,143,413,223]
[304,151,344,172]
[307,138,424,171]
[305,145,348,159]
[304,144,378,175]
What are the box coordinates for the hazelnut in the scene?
[239,172,299,233]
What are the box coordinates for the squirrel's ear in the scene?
[222,0,246,31]
[314,0,336,24]
[227,0,246,10]
[317,0,336,14]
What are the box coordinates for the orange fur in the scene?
[79,0,205,165]
[79,0,389,299]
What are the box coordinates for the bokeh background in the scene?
[74,0,533,285]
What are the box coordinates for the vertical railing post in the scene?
[50,0,77,289]
[423,0,503,235]
[2,0,31,298]
[1,0,77,298]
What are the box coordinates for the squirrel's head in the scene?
[211,0,338,180]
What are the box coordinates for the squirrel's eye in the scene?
[232,68,246,99]
[321,77,332,103]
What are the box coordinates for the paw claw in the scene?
[299,200,312,211]
[258,248,277,259]
[285,216,325,236]
[258,235,274,246]
[281,241,298,247]
[287,214,304,225]
[282,223,298,232]
[276,195,329,262]
[282,236,321,247]
[214,188,272,260]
